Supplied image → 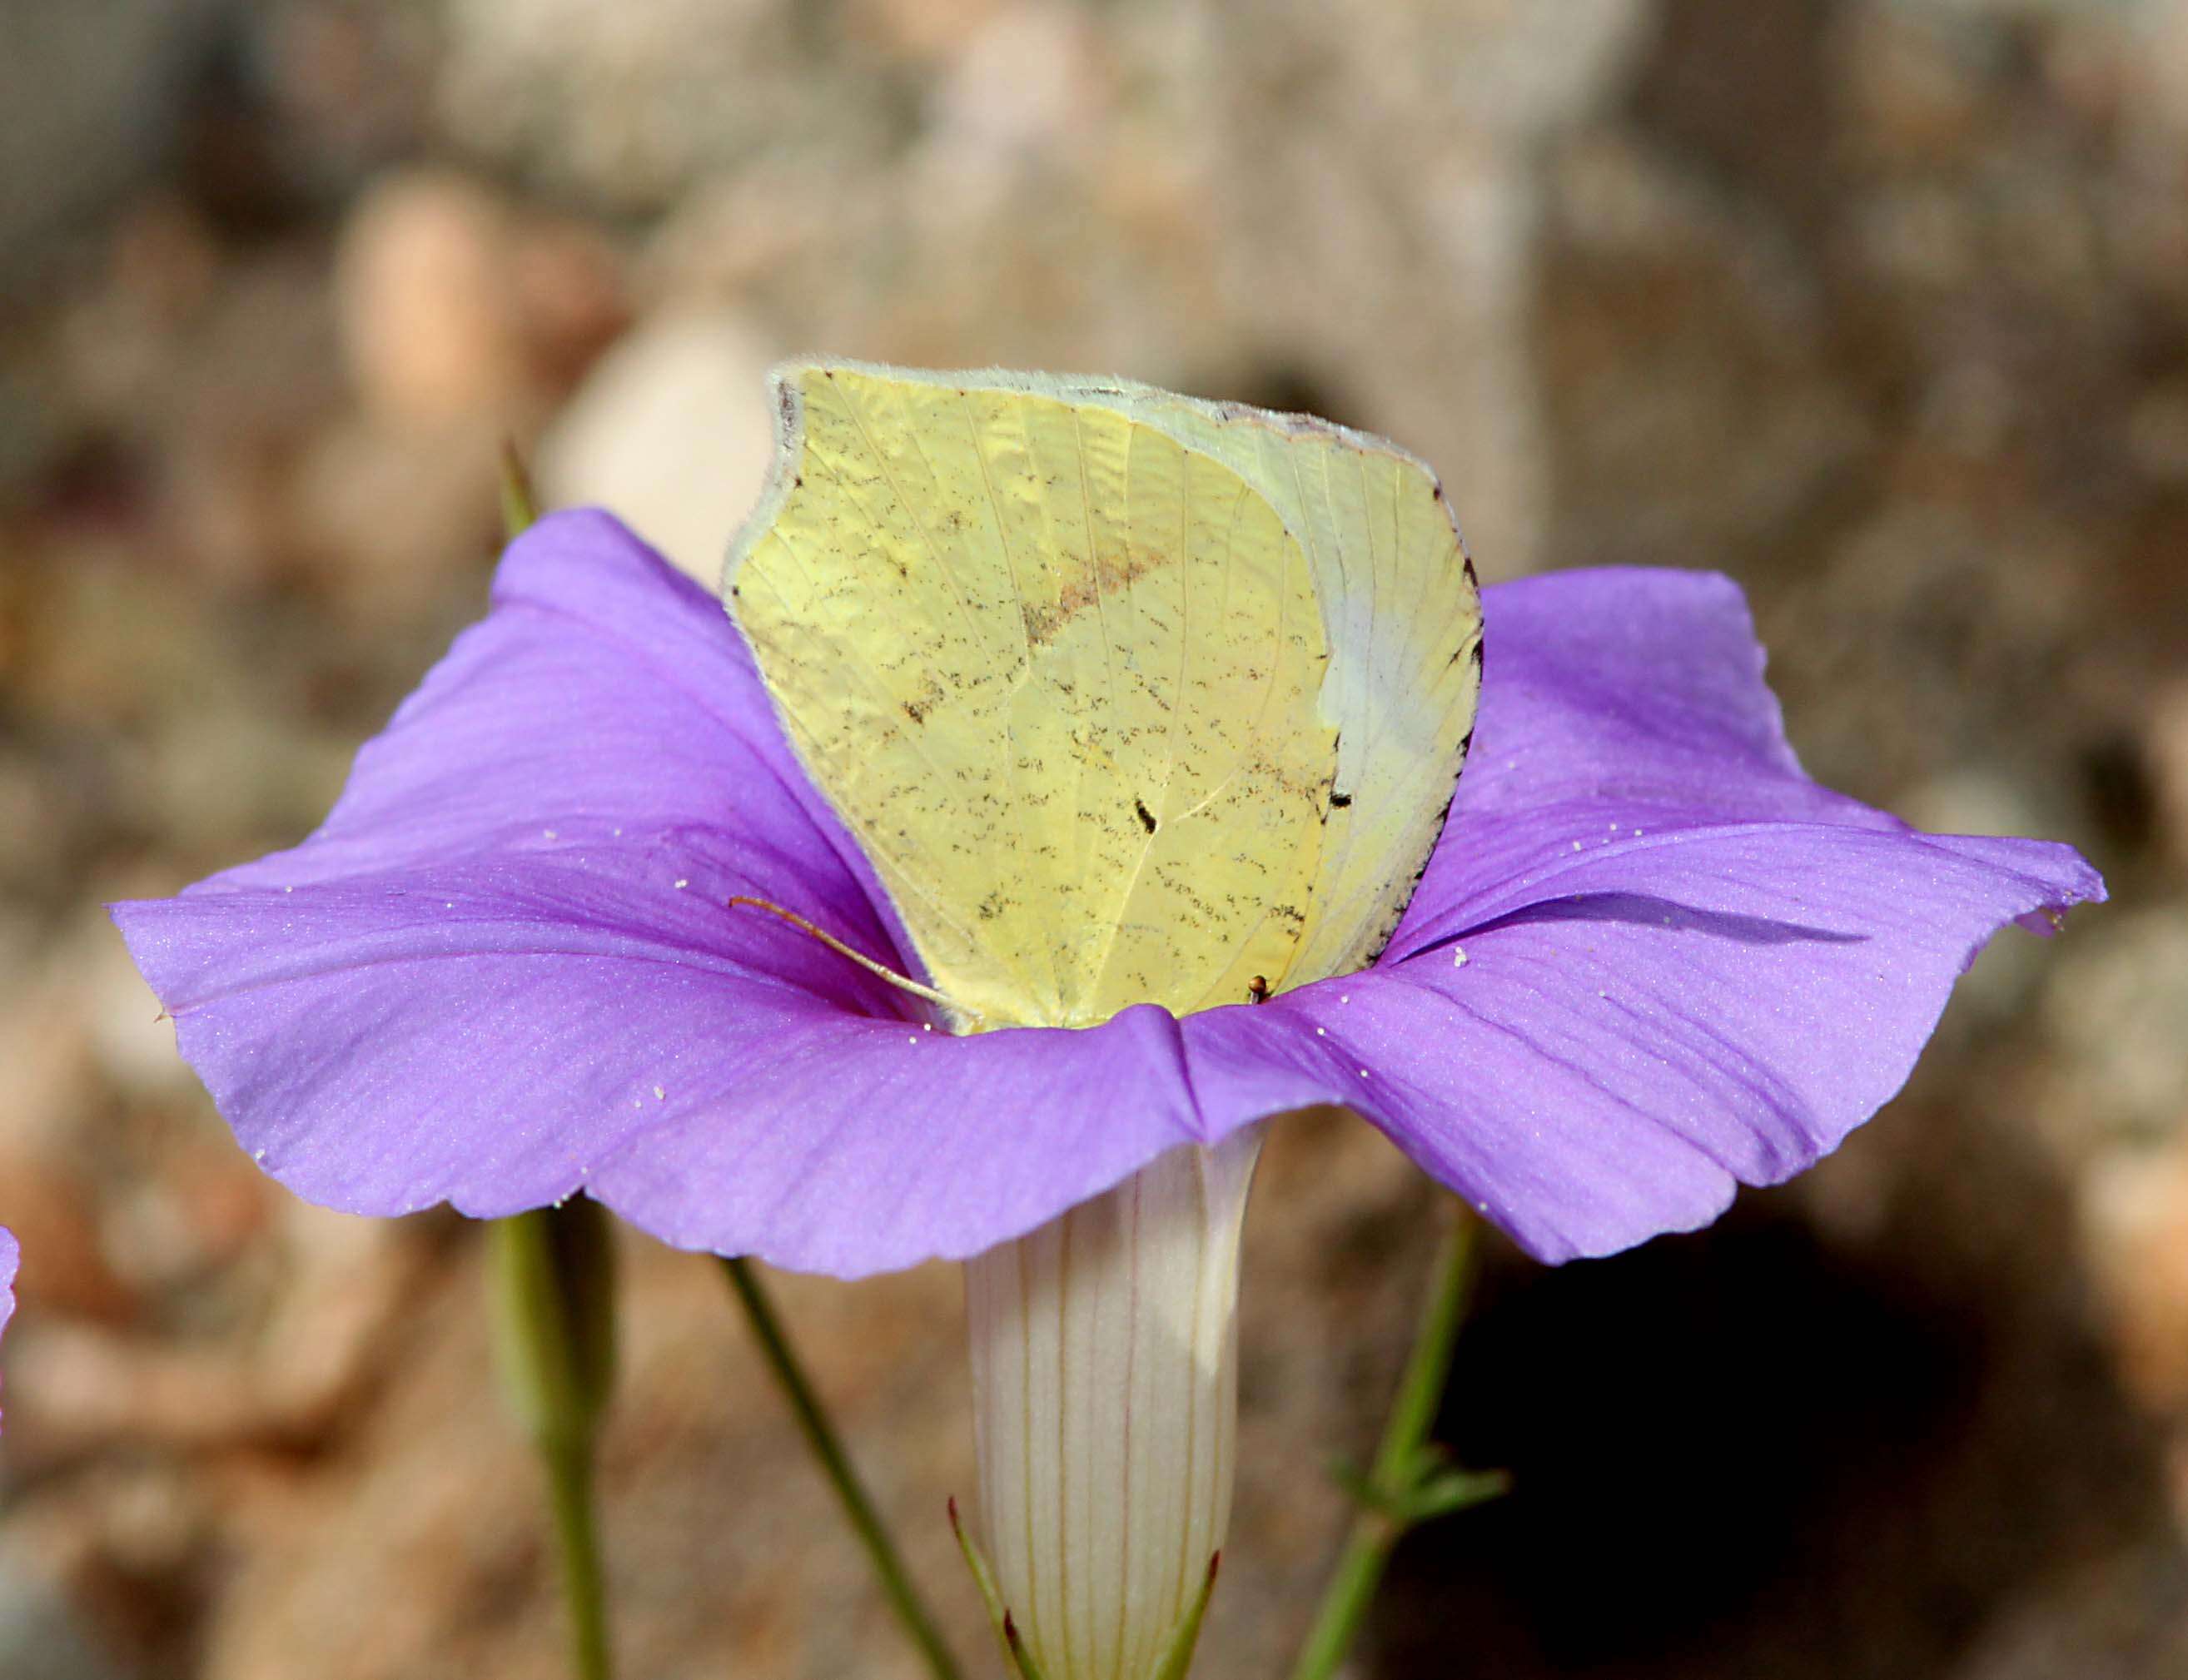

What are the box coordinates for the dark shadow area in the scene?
[1368,1116,2171,1679]
[1407,892,1871,960]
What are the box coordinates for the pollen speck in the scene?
[1451,945,1469,968]
[1572,840,1582,852]
[674,878,689,889]
[1315,1026,1326,1036]
[545,829,558,840]
[653,1085,665,1101]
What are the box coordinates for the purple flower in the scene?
[108,372,2101,1679]
[108,509,2101,1275]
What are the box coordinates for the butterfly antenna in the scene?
[726,896,979,1024]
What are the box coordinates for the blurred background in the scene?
[1,0,2186,1675]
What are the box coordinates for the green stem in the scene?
[719,1257,964,1680]
[1287,1205,1492,1680]
[500,437,541,535]
[541,1431,612,1680]
[490,1205,619,1680]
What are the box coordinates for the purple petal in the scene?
[113,537,2103,1276]
[0,1227,16,1428]
[1394,567,1900,952]
[113,514,1203,1276]
[1181,570,2104,1262]
[199,509,901,955]
[119,864,1206,1275]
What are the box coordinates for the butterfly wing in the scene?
[1043,380,1484,981]
[725,362,1479,1031]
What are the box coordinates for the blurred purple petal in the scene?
[0,1226,17,1428]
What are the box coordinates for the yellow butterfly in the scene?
[724,362,1483,1031]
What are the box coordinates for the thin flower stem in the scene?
[489,1205,619,1680]
[719,1256,965,1680]
[1287,1204,1494,1680]
[540,1430,613,1680]
[1371,1204,1479,1490]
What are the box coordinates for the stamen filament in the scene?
[727,896,981,1023]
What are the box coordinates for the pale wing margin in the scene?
[1035,378,1484,982]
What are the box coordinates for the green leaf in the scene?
[1400,1468,1512,1523]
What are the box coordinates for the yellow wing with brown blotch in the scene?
[724,362,1480,1032]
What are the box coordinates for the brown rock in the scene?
[334,170,533,430]
[2083,1142,2188,1418]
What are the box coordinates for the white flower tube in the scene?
[964,1127,1262,1680]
